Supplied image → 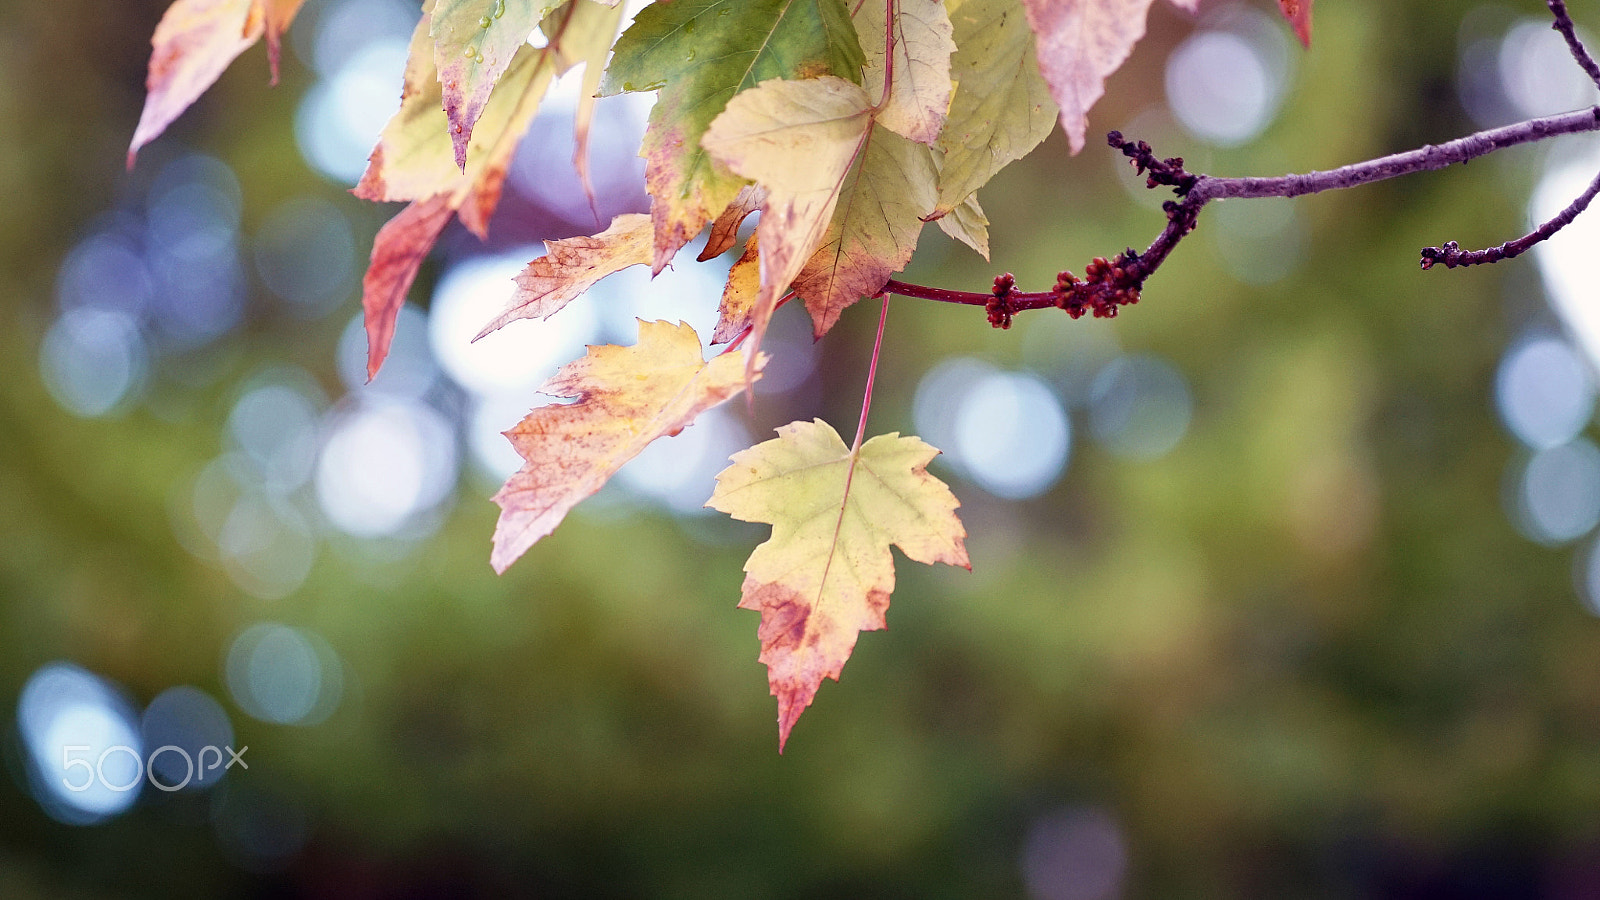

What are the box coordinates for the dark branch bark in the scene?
[1188,107,1600,202]
[1420,167,1600,269]
[1549,0,1600,91]
[885,106,1600,318]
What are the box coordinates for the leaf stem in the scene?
[852,293,891,453]
[870,0,898,115]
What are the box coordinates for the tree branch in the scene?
[1420,167,1600,269]
[885,106,1600,322]
[1549,0,1600,91]
[1187,107,1600,202]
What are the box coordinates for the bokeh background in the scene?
[5,0,1600,895]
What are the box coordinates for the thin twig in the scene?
[1421,167,1600,268]
[1549,0,1600,90]
[1188,107,1600,202]
[884,105,1600,316]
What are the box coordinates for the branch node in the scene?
[1108,131,1197,195]
[988,273,1016,329]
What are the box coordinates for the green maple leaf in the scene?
[601,0,866,273]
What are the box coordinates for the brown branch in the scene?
[1549,0,1600,90]
[885,106,1600,323]
[1187,107,1600,202]
[1420,167,1600,269]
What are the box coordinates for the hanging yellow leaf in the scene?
[859,0,956,145]
[490,321,763,573]
[932,0,1058,217]
[792,130,938,337]
[937,190,990,259]
[707,419,969,750]
[701,75,874,381]
[474,213,655,340]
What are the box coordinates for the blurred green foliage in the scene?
[4,0,1600,896]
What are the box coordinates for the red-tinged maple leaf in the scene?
[707,419,969,751]
[792,131,939,339]
[127,0,307,168]
[489,320,763,573]
[1278,0,1313,48]
[713,235,761,345]
[701,75,876,386]
[1018,0,1198,155]
[474,214,655,341]
[698,185,768,262]
[360,196,456,381]
[355,0,624,380]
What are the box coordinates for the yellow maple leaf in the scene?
[354,0,624,379]
[702,75,874,383]
[859,0,956,145]
[792,129,938,338]
[474,213,655,340]
[707,419,969,750]
[932,0,1058,218]
[490,320,763,573]
[712,235,762,345]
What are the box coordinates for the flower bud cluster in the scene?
[1051,254,1142,319]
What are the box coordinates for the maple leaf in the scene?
[1278,0,1313,48]
[932,0,1058,217]
[783,0,950,337]
[433,0,559,168]
[860,0,956,145]
[698,185,768,262]
[792,131,939,337]
[702,75,875,379]
[354,5,555,222]
[713,235,761,345]
[127,0,307,168]
[355,0,622,379]
[707,419,969,750]
[490,321,763,573]
[937,191,991,259]
[360,196,457,381]
[565,1,628,213]
[258,0,305,82]
[601,0,866,274]
[1019,0,1197,154]
[474,213,655,340]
